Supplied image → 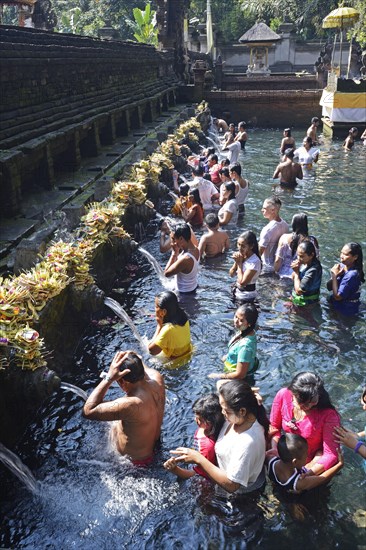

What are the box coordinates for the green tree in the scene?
[125,3,158,45]
[348,0,366,46]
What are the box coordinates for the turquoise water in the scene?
[0,129,365,549]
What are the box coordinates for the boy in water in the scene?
[198,213,230,258]
[267,433,343,494]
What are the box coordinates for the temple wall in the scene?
[205,90,322,127]
[0,25,178,217]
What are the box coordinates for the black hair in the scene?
[219,167,230,179]
[288,372,337,411]
[237,230,260,260]
[229,162,242,176]
[172,222,191,241]
[120,352,145,383]
[221,158,230,166]
[284,148,294,159]
[189,187,203,208]
[290,213,309,256]
[277,433,308,463]
[224,181,236,201]
[219,380,269,435]
[230,302,258,347]
[205,213,219,228]
[344,242,365,283]
[311,117,319,124]
[206,147,215,156]
[209,154,218,163]
[193,393,224,440]
[303,136,313,147]
[238,121,246,130]
[193,164,205,177]
[203,173,212,181]
[349,127,358,135]
[284,128,291,136]
[297,240,316,258]
[156,290,188,326]
[362,386,366,403]
[179,183,190,197]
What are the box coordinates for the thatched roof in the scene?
[239,22,281,43]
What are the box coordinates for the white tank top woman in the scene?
[176,252,199,293]
[236,181,249,210]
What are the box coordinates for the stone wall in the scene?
[0,25,178,217]
[206,89,322,127]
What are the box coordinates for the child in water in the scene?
[267,433,343,494]
[164,394,224,479]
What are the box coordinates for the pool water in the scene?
[1,129,365,549]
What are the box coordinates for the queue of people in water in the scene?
[82,118,365,500]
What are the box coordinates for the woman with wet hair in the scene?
[291,240,322,306]
[280,128,296,154]
[328,242,364,315]
[274,213,319,279]
[218,182,238,226]
[343,127,358,150]
[208,303,259,382]
[148,290,191,358]
[170,381,268,494]
[269,372,340,474]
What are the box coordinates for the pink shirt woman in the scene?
[269,372,340,473]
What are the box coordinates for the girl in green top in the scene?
[208,303,259,382]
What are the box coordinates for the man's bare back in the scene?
[199,230,229,258]
[273,156,303,186]
[111,367,165,460]
[83,351,165,463]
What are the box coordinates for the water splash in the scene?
[104,297,146,349]
[0,442,39,494]
[60,382,88,401]
[139,247,175,290]
[206,136,218,149]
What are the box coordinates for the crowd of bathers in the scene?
[83,117,365,497]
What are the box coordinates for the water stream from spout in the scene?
[60,382,88,401]
[104,297,146,350]
[168,191,178,201]
[138,247,175,290]
[0,443,39,494]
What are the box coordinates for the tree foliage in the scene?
[52,0,156,38]
[188,0,365,44]
[125,3,158,45]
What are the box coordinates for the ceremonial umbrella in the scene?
[322,6,360,77]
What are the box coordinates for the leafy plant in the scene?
[126,3,158,46]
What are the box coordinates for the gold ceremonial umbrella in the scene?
[322,6,360,77]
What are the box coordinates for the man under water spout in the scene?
[83,351,165,466]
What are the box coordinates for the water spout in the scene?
[60,382,88,401]
[104,297,146,349]
[0,442,39,494]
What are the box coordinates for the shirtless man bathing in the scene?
[83,350,165,465]
[273,148,303,187]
